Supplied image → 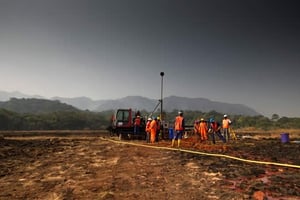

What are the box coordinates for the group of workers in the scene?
[172,111,233,147]
[133,113,161,144]
[193,114,232,145]
[145,116,161,143]
[133,111,232,148]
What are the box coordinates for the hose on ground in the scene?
[100,137,300,169]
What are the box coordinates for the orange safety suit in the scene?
[175,116,184,131]
[199,121,208,140]
[150,119,157,143]
[222,119,231,129]
[222,118,231,142]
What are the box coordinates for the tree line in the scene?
[165,110,300,130]
[1,108,299,131]
[0,109,110,130]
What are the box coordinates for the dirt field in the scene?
[0,131,300,200]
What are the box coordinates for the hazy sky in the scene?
[0,0,299,117]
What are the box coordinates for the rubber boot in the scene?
[178,139,181,148]
[171,139,175,147]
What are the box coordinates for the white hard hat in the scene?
[224,114,227,118]
[148,117,152,121]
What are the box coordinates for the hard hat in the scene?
[157,116,160,120]
[200,118,204,121]
[209,118,214,123]
[147,117,152,121]
[224,114,227,118]
[178,111,183,115]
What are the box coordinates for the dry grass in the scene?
[235,128,300,139]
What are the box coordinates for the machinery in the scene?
[111,108,146,140]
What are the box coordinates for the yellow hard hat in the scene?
[157,116,160,120]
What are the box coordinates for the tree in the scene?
[271,114,280,121]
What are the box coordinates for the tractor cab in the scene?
[111,108,146,140]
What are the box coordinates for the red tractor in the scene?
[111,108,146,140]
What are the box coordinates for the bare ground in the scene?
[0,131,299,200]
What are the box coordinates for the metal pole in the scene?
[160,72,164,120]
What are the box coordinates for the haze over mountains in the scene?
[0,91,260,116]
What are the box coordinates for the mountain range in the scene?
[0,91,260,116]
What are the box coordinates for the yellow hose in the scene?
[101,137,300,169]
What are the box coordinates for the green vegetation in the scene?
[161,110,300,130]
[0,108,111,130]
[0,98,79,113]
[0,98,299,130]
[0,108,299,131]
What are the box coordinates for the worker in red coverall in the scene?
[134,115,141,135]
[209,118,226,144]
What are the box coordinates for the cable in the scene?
[100,137,300,169]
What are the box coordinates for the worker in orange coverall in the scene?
[145,117,152,143]
[199,118,208,141]
[222,114,232,142]
[172,111,185,147]
[150,117,157,143]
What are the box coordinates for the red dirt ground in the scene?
[0,131,299,200]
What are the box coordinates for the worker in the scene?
[222,114,232,142]
[156,116,161,142]
[209,118,226,144]
[193,120,200,135]
[199,118,208,141]
[150,117,157,143]
[134,115,141,135]
[193,119,200,142]
[172,111,185,148]
[145,117,152,143]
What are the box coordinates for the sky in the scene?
[0,0,299,117]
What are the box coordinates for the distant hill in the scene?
[93,95,260,116]
[163,96,259,116]
[0,91,43,101]
[94,96,158,112]
[0,90,260,116]
[52,96,106,111]
[0,98,79,114]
